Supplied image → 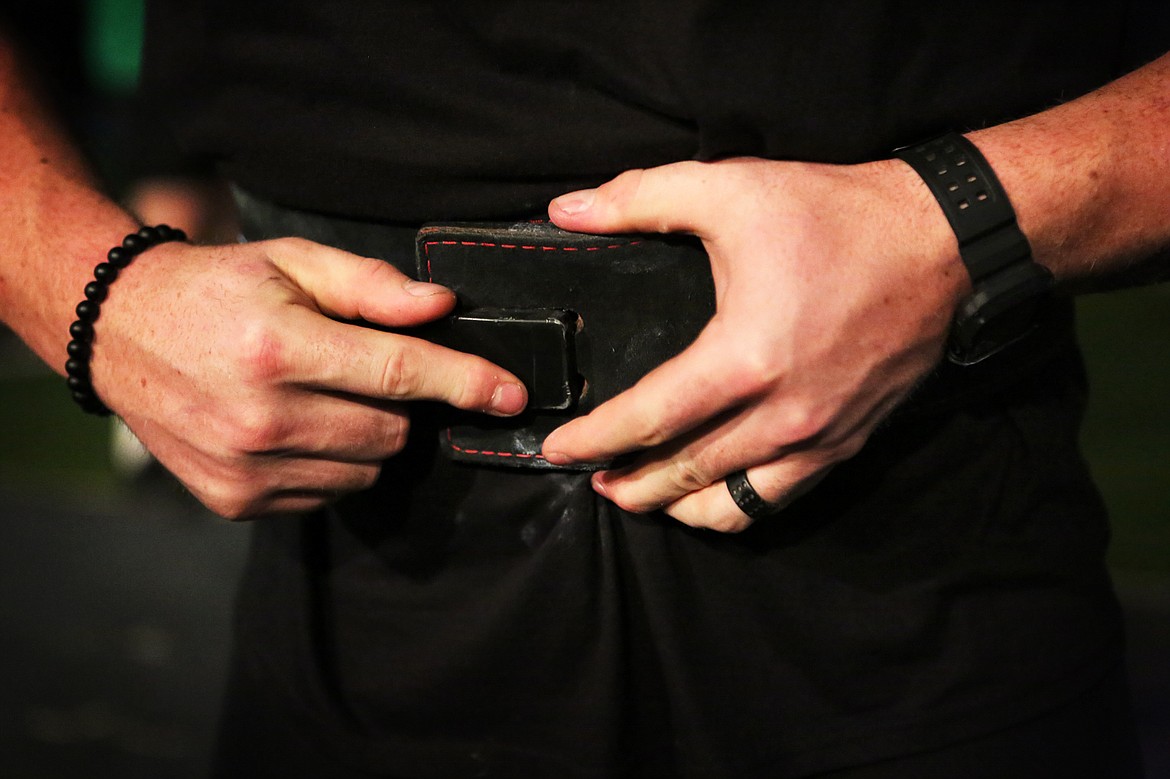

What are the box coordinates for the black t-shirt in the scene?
[140,2,1159,776]
[143,1,1145,221]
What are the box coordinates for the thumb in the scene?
[267,238,456,328]
[548,161,716,236]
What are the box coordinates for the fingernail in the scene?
[543,450,571,466]
[490,382,527,415]
[404,280,449,297]
[591,473,609,497]
[552,189,596,215]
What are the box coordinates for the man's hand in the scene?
[92,237,528,519]
[541,157,966,532]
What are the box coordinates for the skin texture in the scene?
[0,35,526,519]
[81,238,528,517]
[541,158,962,532]
[542,53,1170,532]
[2,26,1168,525]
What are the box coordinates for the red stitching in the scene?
[425,236,641,462]
[443,429,548,461]
[421,237,642,290]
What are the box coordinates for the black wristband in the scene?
[66,224,188,416]
[895,132,1053,365]
[895,132,1031,281]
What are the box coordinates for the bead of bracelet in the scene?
[66,224,188,416]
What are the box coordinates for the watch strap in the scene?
[895,132,1031,282]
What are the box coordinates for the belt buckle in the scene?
[416,222,714,471]
[422,307,582,411]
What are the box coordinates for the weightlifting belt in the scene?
[233,188,1079,473]
[414,222,715,469]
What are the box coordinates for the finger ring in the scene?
[726,469,780,520]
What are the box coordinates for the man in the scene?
[2,2,1168,776]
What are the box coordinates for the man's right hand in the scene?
[90,237,528,519]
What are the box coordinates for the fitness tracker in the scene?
[895,132,1054,366]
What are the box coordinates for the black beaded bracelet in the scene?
[66,224,188,416]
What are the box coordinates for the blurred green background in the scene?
[1076,287,1170,578]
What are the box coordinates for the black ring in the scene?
[726,469,779,520]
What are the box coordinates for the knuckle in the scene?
[185,454,274,520]
[226,407,287,453]
[608,167,647,200]
[725,348,779,400]
[351,258,407,321]
[638,418,673,448]
[270,235,314,256]
[385,414,411,455]
[354,255,400,288]
[603,168,654,219]
[666,457,714,493]
[377,347,423,398]
[779,404,831,445]
[452,361,497,409]
[617,401,671,448]
[201,483,261,521]
[235,320,289,385]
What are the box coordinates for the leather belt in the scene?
[233,187,1081,471]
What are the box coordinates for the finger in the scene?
[661,457,833,533]
[203,391,413,462]
[257,456,384,502]
[542,319,759,464]
[239,492,333,518]
[266,237,458,328]
[589,406,764,513]
[252,489,357,517]
[589,382,877,513]
[548,161,722,237]
[135,424,385,520]
[196,451,386,520]
[272,307,528,415]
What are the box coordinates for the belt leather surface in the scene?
[415,222,714,469]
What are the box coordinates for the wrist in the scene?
[0,203,142,371]
[66,225,190,415]
[880,154,971,289]
[855,156,972,322]
[894,132,1055,365]
[961,53,1170,287]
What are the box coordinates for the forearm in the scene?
[0,35,139,370]
[970,52,1170,290]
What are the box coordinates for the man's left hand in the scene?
[542,157,967,532]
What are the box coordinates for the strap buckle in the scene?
[421,308,582,411]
